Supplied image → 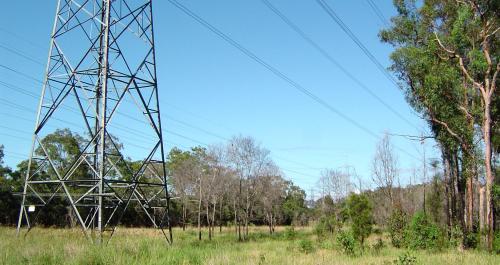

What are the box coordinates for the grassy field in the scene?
[0,226,498,265]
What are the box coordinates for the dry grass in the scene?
[0,226,498,265]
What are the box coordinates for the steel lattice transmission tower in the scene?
[16,0,172,244]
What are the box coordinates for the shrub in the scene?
[404,211,443,250]
[284,226,297,240]
[336,230,356,256]
[388,208,408,248]
[298,239,315,254]
[393,252,417,265]
[345,193,373,246]
[493,231,500,254]
[448,225,462,247]
[463,231,479,249]
[371,238,385,255]
[314,215,339,240]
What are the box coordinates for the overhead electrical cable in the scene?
[260,0,417,130]
[166,0,421,162]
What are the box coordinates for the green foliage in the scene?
[463,231,479,249]
[448,225,463,248]
[427,175,443,224]
[282,184,308,225]
[314,214,339,240]
[345,193,373,245]
[298,239,315,254]
[393,252,417,265]
[283,226,297,240]
[388,208,408,248]
[404,212,443,250]
[493,232,500,254]
[336,230,356,256]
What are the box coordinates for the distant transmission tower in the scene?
[17,0,172,244]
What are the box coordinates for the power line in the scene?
[167,0,421,162]
[0,59,326,173]
[1,94,318,181]
[168,0,379,138]
[0,33,341,174]
[315,0,400,88]
[0,27,46,51]
[260,0,417,130]
[0,43,45,66]
[364,0,389,27]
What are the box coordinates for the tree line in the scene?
[0,131,308,241]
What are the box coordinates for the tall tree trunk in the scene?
[443,150,453,235]
[182,203,186,231]
[198,180,202,241]
[219,199,223,233]
[206,203,211,240]
[267,213,272,234]
[238,178,242,241]
[466,175,474,232]
[479,186,485,232]
[454,153,466,246]
[211,201,217,237]
[483,97,494,251]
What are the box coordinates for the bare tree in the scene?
[257,163,285,234]
[372,133,399,206]
[227,135,272,240]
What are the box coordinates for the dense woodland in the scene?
[0,0,499,255]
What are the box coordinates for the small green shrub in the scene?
[298,239,315,254]
[493,231,500,254]
[393,252,417,265]
[371,238,385,254]
[404,211,443,250]
[284,226,297,240]
[345,193,373,245]
[314,215,339,241]
[388,208,408,248]
[463,231,479,249]
[336,230,356,256]
[448,225,462,247]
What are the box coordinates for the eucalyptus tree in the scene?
[380,0,498,248]
[227,135,272,240]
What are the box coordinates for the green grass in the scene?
[0,226,498,265]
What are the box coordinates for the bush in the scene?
[448,225,462,247]
[298,239,315,254]
[345,193,373,245]
[284,226,297,240]
[493,232,500,254]
[388,208,408,248]
[314,215,339,240]
[371,238,385,255]
[336,230,356,256]
[463,231,479,249]
[393,252,417,265]
[404,211,443,250]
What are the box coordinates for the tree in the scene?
[345,193,373,246]
[227,135,272,240]
[381,0,498,249]
[0,145,18,225]
[166,148,196,231]
[428,174,444,225]
[372,133,399,207]
[258,172,286,234]
[282,183,308,226]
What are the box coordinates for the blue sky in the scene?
[0,0,437,195]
